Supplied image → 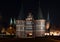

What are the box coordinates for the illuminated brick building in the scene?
[16,1,46,38]
[16,12,46,38]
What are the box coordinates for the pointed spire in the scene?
[38,0,43,19]
[10,18,13,25]
[18,1,24,20]
[47,12,50,21]
[14,18,16,25]
[38,8,43,19]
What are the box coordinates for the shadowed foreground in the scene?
[0,38,59,42]
[0,36,60,42]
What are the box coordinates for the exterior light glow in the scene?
[29,33,32,36]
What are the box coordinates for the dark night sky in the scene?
[0,0,60,27]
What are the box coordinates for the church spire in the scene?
[13,18,16,25]
[38,0,43,19]
[47,12,50,22]
[10,18,13,25]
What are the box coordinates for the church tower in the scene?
[6,18,15,35]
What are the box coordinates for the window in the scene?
[25,27,32,30]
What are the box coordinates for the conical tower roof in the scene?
[13,18,16,25]
[18,2,24,20]
[10,18,13,25]
[47,12,50,22]
[37,0,43,19]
